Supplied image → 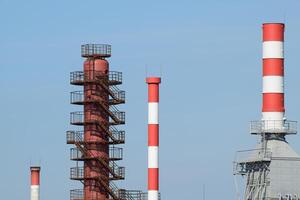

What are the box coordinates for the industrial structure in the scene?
[67,44,159,200]
[30,166,41,200]
[234,23,300,200]
[146,77,161,200]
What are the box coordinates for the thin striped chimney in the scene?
[146,77,161,200]
[30,166,40,200]
[262,23,285,127]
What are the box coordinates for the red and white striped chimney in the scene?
[146,77,161,200]
[30,166,40,200]
[262,23,285,126]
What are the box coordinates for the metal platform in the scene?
[70,110,125,126]
[70,189,161,200]
[250,120,297,135]
[70,165,125,181]
[66,129,125,145]
[81,44,111,58]
[70,90,125,105]
[70,147,123,161]
[70,71,122,86]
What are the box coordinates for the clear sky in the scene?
[1,0,300,199]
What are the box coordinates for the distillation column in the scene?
[83,47,110,200]
[68,44,157,200]
[69,44,126,200]
[30,166,40,200]
[146,77,161,200]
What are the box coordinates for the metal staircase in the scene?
[71,132,125,181]
[68,45,154,200]
[68,59,128,199]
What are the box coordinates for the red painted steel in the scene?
[148,168,159,190]
[262,93,285,112]
[84,58,109,200]
[146,78,161,102]
[31,167,40,185]
[263,23,284,41]
[147,77,161,200]
[263,59,284,76]
[146,77,161,84]
[262,23,285,115]
[148,124,159,146]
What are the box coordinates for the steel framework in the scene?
[67,44,153,200]
[234,148,271,200]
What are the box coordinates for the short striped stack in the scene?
[30,166,40,200]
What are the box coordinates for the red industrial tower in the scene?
[67,44,159,200]
[67,44,128,200]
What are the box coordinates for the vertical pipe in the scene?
[30,166,40,200]
[262,23,285,128]
[146,77,161,200]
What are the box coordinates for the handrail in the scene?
[70,189,84,200]
[233,148,272,175]
[70,147,123,161]
[70,111,85,125]
[70,188,162,200]
[67,129,125,144]
[70,91,84,104]
[250,120,297,135]
[72,136,125,179]
[70,89,125,105]
[235,148,272,163]
[70,108,125,125]
[120,190,161,200]
[70,70,122,85]
[70,167,84,179]
[81,44,111,58]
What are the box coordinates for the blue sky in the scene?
[1,0,300,199]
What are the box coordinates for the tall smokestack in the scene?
[30,166,40,200]
[262,23,285,127]
[146,77,161,200]
[234,23,299,200]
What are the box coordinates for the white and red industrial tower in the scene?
[234,23,300,200]
[30,166,40,200]
[146,77,161,200]
[262,23,285,124]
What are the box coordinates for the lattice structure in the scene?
[234,149,271,200]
